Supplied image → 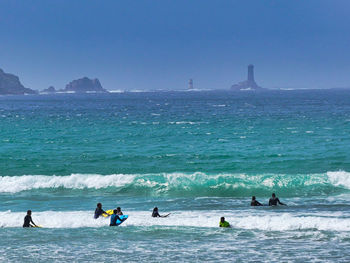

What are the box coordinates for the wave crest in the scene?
[0,171,349,196]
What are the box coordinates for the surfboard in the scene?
[114,215,128,226]
[107,214,128,226]
[33,225,43,228]
[102,209,114,217]
[102,210,128,225]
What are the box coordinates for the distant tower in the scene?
[230,64,262,90]
[188,79,193,89]
[247,64,254,82]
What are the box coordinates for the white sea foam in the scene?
[1,210,350,231]
[109,89,125,93]
[0,174,135,193]
[0,171,349,194]
[327,171,350,189]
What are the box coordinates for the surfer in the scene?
[23,210,38,227]
[250,196,263,206]
[110,209,126,226]
[152,207,170,218]
[268,193,286,206]
[94,203,107,219]
[116,207,123,215]
[219,217,230,228]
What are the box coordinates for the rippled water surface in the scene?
[1,90,350,262]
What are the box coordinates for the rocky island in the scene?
[0,68,36,95]
[63,77,108,93]
[42,86,57,94]
[231,64,264,91]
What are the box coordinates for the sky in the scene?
[0,0,350,91]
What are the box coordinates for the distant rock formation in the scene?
[63,77,108,93]
[42,86,56,94]
[231,65,264,91]
[0,68,36,95]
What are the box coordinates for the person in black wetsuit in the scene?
[110,209,125,226]
[251,196,263,206]
[23,210,37,227]
[152,207,170,218]
[116,207,123,215]
[268,193,286,206]
[94,203,107,219]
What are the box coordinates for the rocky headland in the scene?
[42,86,57,94]
[0,68,37,95]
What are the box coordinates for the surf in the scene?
[1,210,350,231]
[0,171,349,197]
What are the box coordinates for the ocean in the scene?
[1,90,350,262]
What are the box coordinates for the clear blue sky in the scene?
[1,0,350,90]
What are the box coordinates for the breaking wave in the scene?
[0,171,349,196]
[1,210,350,231]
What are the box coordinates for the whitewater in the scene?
[0,171,350,195]
[2,210,350,231]
[1,91,350,262]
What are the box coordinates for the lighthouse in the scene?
[188,79,193,90]
[247,64,254,82]
[230,64,263,91]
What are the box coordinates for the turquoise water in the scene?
[1,90,350,262]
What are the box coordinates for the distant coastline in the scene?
[1,66,350,96]
[0,68,107,95]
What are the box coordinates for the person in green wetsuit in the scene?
[219,217,230,228]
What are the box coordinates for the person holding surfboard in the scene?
[94,203,107,219]
[152,207,170,218]
[23,210,38,227]
[110,209,126,226]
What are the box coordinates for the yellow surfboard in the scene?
[101,209,114,217]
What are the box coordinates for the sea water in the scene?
[1,90,350,262]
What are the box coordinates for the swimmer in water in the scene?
[219,217,230,228]
[116,207,123,215]
[23,210,38,227]
[152,207,170,218]
[251,196,263,206]
[94,203,107,219]
[268,193,286,206]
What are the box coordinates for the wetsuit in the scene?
[251,200,263,206]
[23,215,35,227]
[269,197,285,206]
[110,214,123,226]
[94,207,106,219]
[152,211,160,217]
[219,221,230,228]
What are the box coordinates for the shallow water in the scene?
[1,90,350,262]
